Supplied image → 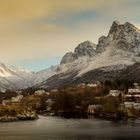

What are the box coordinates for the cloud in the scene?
[0,0,122,22]
[36,24,68,33]
[0,0,140,70]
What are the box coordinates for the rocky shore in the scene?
[0,112,38,122]
[0,105,38,122]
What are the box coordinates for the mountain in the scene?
[0,63,58,91]
[1,21,140,91]
[36,21,140,89]
[60,41,96,64]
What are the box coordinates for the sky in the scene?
[0,0,140,71]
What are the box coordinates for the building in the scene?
[34,90,46,96]
[124,102,135,109]
[86,81,101,88]
[128,88,140,95]
[134,83,140,89]
[50,89,58,93]
[87,105,103,115]
[2,100,11,106]
[124,102,140,110]
[2,95,23,106]
[125,88,140,101]
[108,90,122,97]
[45,99,54,111]
[11,95,23,102]
[87,83,98,87]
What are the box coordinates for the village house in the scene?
[124,102,140,110]
[134,83,140,89]
[125,88,140,102]
[127,88,140,95]
[108,90,123,97]
[34,90,46,96]
[87,105,103,115]
[50,89,58,93]
[11,95,23,102]
[77,83,86,88]
[124,102,135,109]
[133,103,140,110]
[87,83,98,87]
[15,90,22,94]
[2,95,23,106]
[45,99,53,111]
[2,100,11,106]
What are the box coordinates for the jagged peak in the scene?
[60,52,77,64]
[98,36,107,42]
[109,21,121,34]
[109,20,140,35]
[75,40,96,51]
[113,20,121,26]
[74,41,96,57]
[124,22,140,32]
[76,40,95,48]
[124,22,134,27]
[60,41,97,65]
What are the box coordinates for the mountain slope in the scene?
[0,63,58,91]
[1,21,140,91]
[36,21,140,89]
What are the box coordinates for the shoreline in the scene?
[0,113,140,123]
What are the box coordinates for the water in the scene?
[0,116,140,140]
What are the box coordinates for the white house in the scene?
[11,95,23,102]
[134,83,139,89]
[124,102,135,109]
[133,103,140,110]
[126,88,140,98]
[78,83,86,87]
[2,100,11,106]
[108,90,122,97]
[124,102,140,110]
[87,83,98,87]
[35,90,46,95]
[128,88,140,94]
[45,99,54,111]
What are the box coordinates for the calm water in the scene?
[0,116,140,140]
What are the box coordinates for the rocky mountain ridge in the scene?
[35,21,140,89]
[0,21,140,90]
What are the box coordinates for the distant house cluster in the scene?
[2,95,23,106]
[88,82,140,115]
[78,81,101,88]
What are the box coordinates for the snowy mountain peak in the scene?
[60,41,96,65]
[74,41,96,57]
[96,36,108,53]
[108,20,121,35]
[107,21,140,55]
[109,21,137,35]
[60,52,77,64]
[36,21,140,89]
[0,63,15,77]
[1,21,140,91]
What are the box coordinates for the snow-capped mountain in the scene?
[60,41,96,64]
[36,21,140,89]
[1,21,140,91]
[0,63,32,91]
[0,63,58,91]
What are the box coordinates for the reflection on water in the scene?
[0,116,140,140]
